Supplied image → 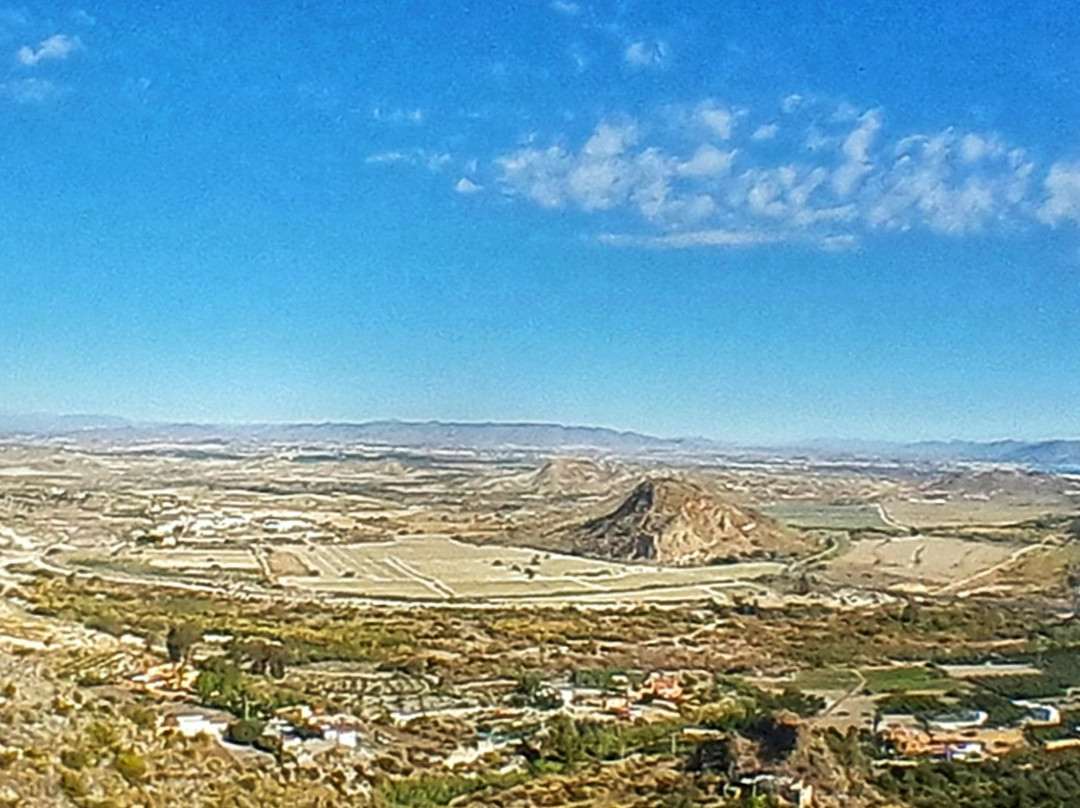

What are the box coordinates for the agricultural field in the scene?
[256,537,780,603]
[881,497,1076,530]
[49,535,784,604]
[859,664,956,694]
[759,501,901,532]
[820,534,1021,592]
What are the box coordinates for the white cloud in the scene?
[498,121,653,212]
[958,133,1001,164]
[624,40,669,68]
[738,164,855,228]
[550,1,581,15]
[455,177,482,194]
[582,121,637,157]
[832,109,882,197]
[1039,161,1080,226]
[751,124,779,141]
[695,100,739,140]
[16,34,81,66]
[677,145,735,177]
[494,98,1058,249]
[867,131,1033,234]
[781,94,804,114]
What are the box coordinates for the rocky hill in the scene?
[563,478,806,566]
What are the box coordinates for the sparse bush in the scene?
[88,612,125,637]
[224,718,266,746]
[114,749,147,784]
[59,769,89,798]
[85,721,119,750]
[60,747,91,770]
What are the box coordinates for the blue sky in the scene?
[1,0,1080,442]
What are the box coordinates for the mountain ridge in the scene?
[2,413,1080,468]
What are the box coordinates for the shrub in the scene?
[114,749,147,784]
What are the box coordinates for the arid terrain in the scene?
[1,426,1079,807]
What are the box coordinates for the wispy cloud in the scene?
[695,100,740,140]
[371,106,424,125]
[366,149,450,171]
[1,77,63,103]
[493,98,1051,249]
[70,9,96,27]
[677,145,735,177]
[1038,161,1080,226]
[598,229,783,248]
[831,109,881,197]
[16,34,81,66]
[624,40,669,68]
[867,131,1033,234]
[550,1,581,16]
[751,123,779,141]
[455,177,482,194]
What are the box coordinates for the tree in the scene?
[545,714,583,768]
[266,643,292,679]
[224,718,265,746]
[166,622,203,664]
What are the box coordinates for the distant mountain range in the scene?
[1,413,1079,470]
[784,438,1080,469]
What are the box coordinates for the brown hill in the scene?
[565,477,805,566]
[530,457,628,495]
[920,468,1077,502]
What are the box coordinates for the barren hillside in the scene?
[560,478,809,566]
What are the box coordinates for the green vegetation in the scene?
[792,667,863,691]
[166,621,203,663]
[877,751,1080,808]
[373,770,531,807]
[113,749,147,785]
[569,667,645,689]
[875,693,952,718]
[860,665,956,694]
[876,690,1027,727]
[510,671,561,709]
[759,502,899,532]
[540,713,689,767]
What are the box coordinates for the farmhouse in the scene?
[130,662,198,698]
[879,724,1025,761]
[158,708,230,739]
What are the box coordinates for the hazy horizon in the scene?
[4,408,1080,448]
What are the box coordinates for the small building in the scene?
[131,663,199,698]
[732,773,814,807]
[879,725,1024,761]
[643,674,683,702]
[943,741,984,762]
[321,722,359,748]
[310,712,362,748]
[159,711,229,739]
[1045,738,1080,752]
